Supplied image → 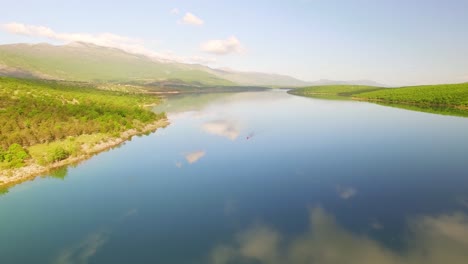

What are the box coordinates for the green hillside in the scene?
[357,83,468,107]
[0,42,234,86]
[288,85,383,97]
[0,77,165,169]
[0,42,326,88]
[289,83,468,117]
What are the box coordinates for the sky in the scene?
[1,0,468,86]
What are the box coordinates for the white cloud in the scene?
[2,22,143,49]
[1,22,216,64]
[171,8,180,15]
[185,151,206,164]
[202,120,240,140]
[201,36,244,55]
[181,12,204,26]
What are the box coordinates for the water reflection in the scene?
[0,186,8,196]
[211,208,468,264]
[202,120,241,140]
[336,185,357,200]
[55,230,110,264]
[458,197,468,209]
[370,219,384,230]
[54,208,138,264]
[375,102,468,118]
[2,90,468,263]
[49,166,68,180]
[185,150,206,164]
[153,93,236,114]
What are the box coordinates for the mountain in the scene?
[0,42,313,87]
[0,42,234,86]
[0,42,386,88]
[306,79,388,87]
[199,67,311,87]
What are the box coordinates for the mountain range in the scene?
[0,42,386,87]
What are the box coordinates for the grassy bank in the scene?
[289,83,468,117]
[356,83,468,107]
[0,77,167,186]
[287,85,383,97]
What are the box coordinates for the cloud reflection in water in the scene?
[336,185,357,200]
[202,120,240,140]
[211,207,468,264]
[54,208,138,264]
[55,231,109,264]
[185,151,206,164]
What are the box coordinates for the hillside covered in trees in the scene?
[289,83,468,117]
[0,77,165,170]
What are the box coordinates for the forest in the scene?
[0,77,165,169]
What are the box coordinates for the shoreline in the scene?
[352,97,468,110]
[0,119,169,189]
[288,90,467,113]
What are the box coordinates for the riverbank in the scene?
[0,119,169,188]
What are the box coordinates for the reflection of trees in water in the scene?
[376,102,468,118]
[211,207,468,264]
[0,186,8,196]
[49,166,68,180]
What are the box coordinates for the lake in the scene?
[1,90,468,264]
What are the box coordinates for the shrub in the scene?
[0,143,30,168]
[48,147,70,163]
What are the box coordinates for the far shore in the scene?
[0,119,169,189]
[352,97,468,111]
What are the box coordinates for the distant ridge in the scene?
[306,79,388,87]
[0,42,386,87]
[199,67,312,87]
[0,42,313,87]
[0,42,234,86]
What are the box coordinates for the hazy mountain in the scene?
[0,42,234,86]
[0,42,313,87]
[199,67,312,87]
[306,79,388,87]
[0,42,386,88]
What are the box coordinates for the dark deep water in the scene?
[1,90,468,264]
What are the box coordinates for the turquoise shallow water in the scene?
[1,90,468,264]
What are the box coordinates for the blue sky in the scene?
[1,0,468,86]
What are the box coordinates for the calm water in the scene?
[1,90,468,264]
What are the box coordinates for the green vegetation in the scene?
[289,83,468,117]
[357,83,468,107]
[0,144,30,169]
[27,133,108,165]
[0,77,165,169]
[288,85,383,97]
